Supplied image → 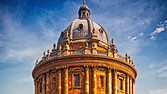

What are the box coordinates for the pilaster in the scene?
[85,66,89,94]
[112,69,117,94]
[58,69,61,94]
[126,74,129,94]
[46,72,51,94]
[92,66,97,94]
[106,68,111,94]
[35,81,38,94]
[129,76,132,94]
[132,79,135,94]
[64,67,68,94]
[42,76,46,94]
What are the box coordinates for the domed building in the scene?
[32,1,137,94]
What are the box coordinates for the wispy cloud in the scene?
[0,8,56,64]
[150,88,167,94]
[150,20,167,40]
[149,60,167,78]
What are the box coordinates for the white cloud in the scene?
[158,65,167,73]
[158,71,167,77]
[139,32,144,37]
[150,88,167,94]
[151,27,165,36]
[127,36,131,39]
[150,36,155,40]
[131,36,137,41]
[19,76,33,83]
[150,20,167,40]
[149,63,154,68]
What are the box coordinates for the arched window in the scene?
[83,12,85,17]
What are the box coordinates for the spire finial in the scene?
[53,43,56,49]
[36,59,39,65]
[112,38,114,44]
[47,49,50,54]
[43,51,46,57]
[83,0,85,5]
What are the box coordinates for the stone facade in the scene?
[32,1,137,94]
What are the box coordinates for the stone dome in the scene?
[57,2,111,49]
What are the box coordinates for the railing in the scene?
[36,49,134,66]
[117,54,126,61]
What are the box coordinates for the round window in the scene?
[78,24,83,30]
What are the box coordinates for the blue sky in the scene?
[0,0,167,94]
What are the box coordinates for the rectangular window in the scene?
[98,75,104,88]
[119,79,123,90]
[74,74,80,86]
[100,76,104,87]
[40,82,42,93]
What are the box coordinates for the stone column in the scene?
[58,69,62,94]
[35,81,38,94]
[42,76,46,94]
[85,66,89,94]
[112,69,117,94]
[106,68,111,94]
[129,76,132,94]
[132,79,135,94]
[46,72,50,94]
[93,67,97,94]
[64,68,68,94]
[37,80,40,94]
[126,74,129,94]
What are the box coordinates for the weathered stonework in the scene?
[32,1,137,94]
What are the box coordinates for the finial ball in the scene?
[43,52,46,57]
[83,0,85,5]
[47,49,50,54]
[53,43,56,49]
[112,38,114,44]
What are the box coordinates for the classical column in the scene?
[46,72,50,94]
[132,79,135,94]
[42,76,46,94]
[37,80,40,94]
[85,66,89,94]
[93,67,97,94]
[64,68,68,94]
[126,74,129,94]
[35,81,38,94]
[58,69,62,94]
[112,69,117,94]
[129,76,132,94]
[106,68,111,94]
